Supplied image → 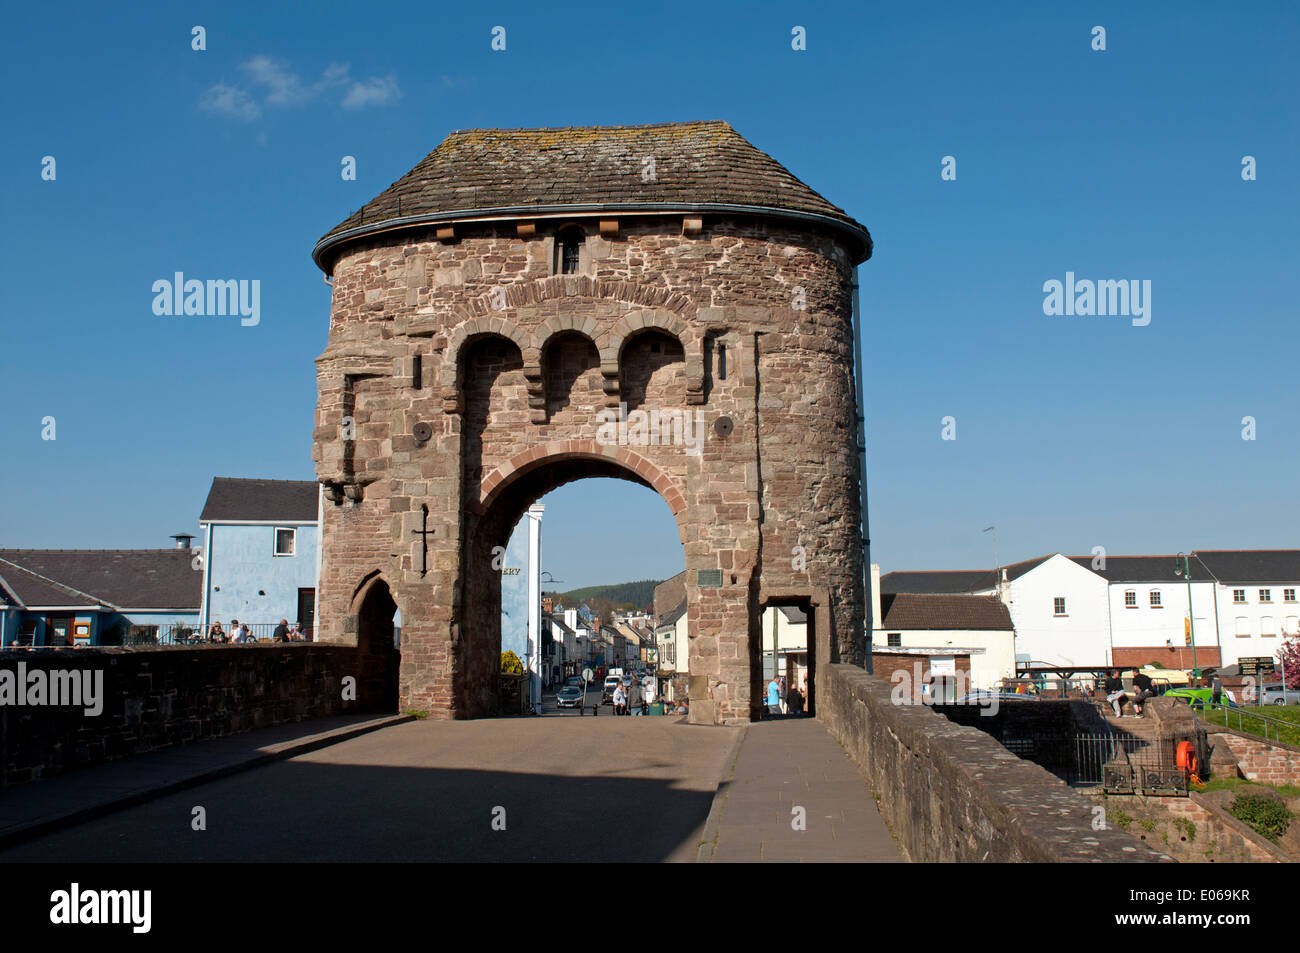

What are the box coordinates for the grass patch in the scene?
[1200,705,1300,746]
[1175,817,1196,842]
[1108,809,1133,831]
[1194,776,1300,799]
[404,709,429,720]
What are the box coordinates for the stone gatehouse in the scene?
[310,121,872,724]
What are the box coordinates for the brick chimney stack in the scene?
[541,597,553,615]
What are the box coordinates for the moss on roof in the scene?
[315,120,869,268]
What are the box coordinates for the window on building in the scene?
[555,226,584,275]
[1233,589,1246,603]
[1124,590,1137,608]
[1261,615,1276,637]
[1285,588,1296,603]
[1286,616,1299,636]
[1149,590,1162,608]
[1260,589,1272,603]
[1235,617,1250,638]
[1053,597,1066,616]
[275,527,296,556]
[885,632,901,647]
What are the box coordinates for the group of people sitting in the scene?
[1102,668,1156,717]
[201,618,307,644]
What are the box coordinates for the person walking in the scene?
[613,682,627,716]
[1211,674,1224,708]
[786,683,804,715]
[766,676,781,717]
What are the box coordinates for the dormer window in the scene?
[555,226,585,275]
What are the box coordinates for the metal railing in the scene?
[2,622,314,649]
[1194,702,1295,745]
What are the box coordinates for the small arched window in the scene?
[555,226,584,275]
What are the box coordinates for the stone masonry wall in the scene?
[1209,730,1300,786]
[819,663,1170,862]
[0,645,378,788]
[314,216,866,724]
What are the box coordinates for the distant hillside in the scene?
[551,579,662,611]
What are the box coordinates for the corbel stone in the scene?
[682,216,703,236]
[517,221,537,239]
[436,225,456,243]
[598,219,619,239]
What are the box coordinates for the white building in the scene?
[880,550,1300,677]
[870,564,1016,689]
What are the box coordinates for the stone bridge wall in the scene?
[819,663,1170,862]
[0,644,382,788]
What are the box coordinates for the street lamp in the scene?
[1174,553,1198,679]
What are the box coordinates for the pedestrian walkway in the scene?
[0,712,409,849]
[697,717,902,862]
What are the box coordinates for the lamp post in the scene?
[1174,553,1198,679]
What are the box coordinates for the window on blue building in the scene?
[275,527,296,556]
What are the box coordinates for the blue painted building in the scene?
[198,478,320,638]
[0,546,202,647]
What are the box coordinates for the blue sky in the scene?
[2,1,1296,589]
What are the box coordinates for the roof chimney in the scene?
[172,534,195,550]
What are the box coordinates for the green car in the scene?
[1165,687,1239,710]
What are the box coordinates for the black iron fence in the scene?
[1037,730,1196,795]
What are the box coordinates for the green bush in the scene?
[500,651,525,675]
[1228,793,1291,842]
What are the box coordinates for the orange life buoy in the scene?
[1176,740,1198,775]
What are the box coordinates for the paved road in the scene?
[0,713,739,863]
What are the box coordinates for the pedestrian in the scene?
[1104,669,1128,718]
[786,683,804,715]
[613,682,627,715]
[1132,669,1154,716]
[766,675,781,717]
[273,618,290,642]
[1211,674,1224,708]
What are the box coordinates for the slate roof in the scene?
[658,598,687,628]
[880,555,1053,594]
[777,606,808,624]
[879,593,1014,631]
[200,478,318,523]
[0,550,203,609]
[1193,550,1300,584]
[313,121,871,270]
[654,570,687,618]
[1069,555,1216,583]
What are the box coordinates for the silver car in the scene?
[1259,683,1300,706]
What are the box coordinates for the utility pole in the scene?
[983,526,999,595]
[1175,553,1198,679]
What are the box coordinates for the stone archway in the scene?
[311,123,873,726]
[353,575,400,712]
[457,443,687,717]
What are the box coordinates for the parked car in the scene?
[602,675,621,704]
[564,676,585,689]
[556,685,584,711]
[1259,683,1300,706]
[1164,687,1240,710]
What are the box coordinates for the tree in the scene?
[1277,636,1300,690]
[500,650,525,675]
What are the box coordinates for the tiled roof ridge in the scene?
[212,476,317,485]
[0,548,192,554]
